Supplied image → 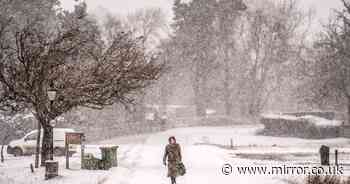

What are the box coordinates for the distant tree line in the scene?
[155,0,312,118]
[298,0,350,123]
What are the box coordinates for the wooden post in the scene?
[65,134,69,169]
[81,144,85,169]
[335,149,338,166]
[30,163,34,173]
[1,145,4,163]
[230,138,233,149]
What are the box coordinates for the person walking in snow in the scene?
[163,136,184,184]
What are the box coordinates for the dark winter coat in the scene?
[163,143,182,177]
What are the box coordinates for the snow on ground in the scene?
[302,116,343,127]
[1,125,350,184]
[262,113,342,127]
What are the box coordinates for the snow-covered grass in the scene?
[302,116,342,127]
[1,125,350,184]
[0,147,111,184]
[262,113,342,127]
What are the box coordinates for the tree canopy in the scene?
[0,0,163,164]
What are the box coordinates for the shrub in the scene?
[304,176,350,184]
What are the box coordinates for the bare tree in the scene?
[124,8,169,121]
[144,39,181,116]
[0,113,31,163]
[0,121,13,163]
[0,1,163,165]
[239,0,308,116]
[310,0,350,123]
[216,0,247,116]
[126,8,168,49]
[171,0,218,117]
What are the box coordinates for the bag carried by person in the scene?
[176,162,186,176]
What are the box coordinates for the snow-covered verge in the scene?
[260,114,343,139]
[1,125,350,184]
[0,146,130,184]
[261,114,342,127]
[0,134,149,184]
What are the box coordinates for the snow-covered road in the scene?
[1,125,350,184]
[105,130,229,184]
[104,126,350,184]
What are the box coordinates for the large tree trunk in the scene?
[160,81,169,116]
[223,91,232,116]
[40,124,54,166]
[35,123,41,168]
[248,95,261,117]
[193,78,206,117]
[348,97,350,125]
[223,49,232,117]
[35,104,55,166]
[193,62,209,117]
[195,98,206,117]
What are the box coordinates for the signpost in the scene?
[65,132,84,169]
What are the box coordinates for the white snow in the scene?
[22,113,34,119]
[301,116,343,127]
[1,125,350,184]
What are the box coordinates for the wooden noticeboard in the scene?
[66,132,83,145]
[65,132,84,169]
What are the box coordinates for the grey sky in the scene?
[303,0,343,23]
[60,0,173,18]
[60,0,343,32]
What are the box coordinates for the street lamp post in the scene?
[47,83,57,160]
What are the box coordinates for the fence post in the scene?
[65,135,69,169]
[335,149,338,166]
[30,163,34,173]
[81,144,85,169]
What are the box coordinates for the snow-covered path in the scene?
[101,126,317,184]
[103,128,230,184]
[2,125,350,184]
[104,126,350,184]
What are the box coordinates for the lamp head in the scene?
[47,90,57,101]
